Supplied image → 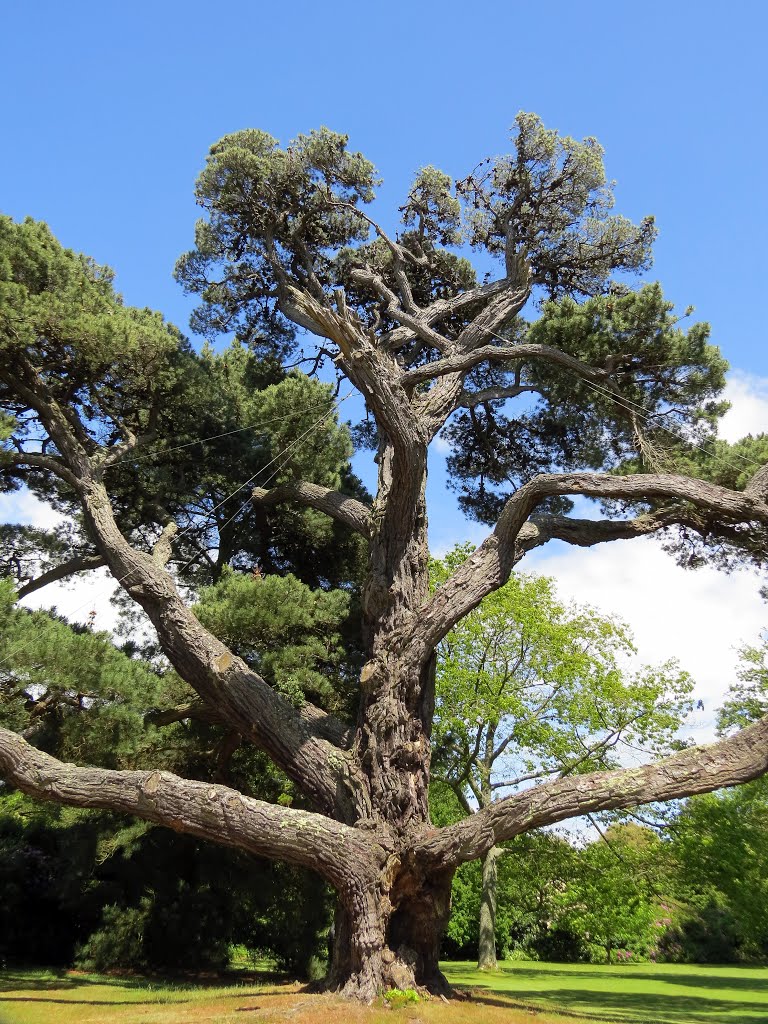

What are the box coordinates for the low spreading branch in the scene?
[415,714,768,869]
[0,727,380,891]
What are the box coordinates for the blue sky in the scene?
[2,0,767,732]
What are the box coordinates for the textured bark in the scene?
[355,439,434,828]
[252,482,372,538]
[327,866,453,1001]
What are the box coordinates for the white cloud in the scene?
[0,488,64,531]
[433,432,451,455]
[21,565,123,633]
[719,370,768,443]
[2,487,121,632]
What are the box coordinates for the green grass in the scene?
[443,960,768,1023]
[0,968,281,1024]
[1,962,768,1024]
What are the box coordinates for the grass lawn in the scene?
[1,961,767,1024]
[443,960,768,1023]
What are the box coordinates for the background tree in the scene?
[2,114,768,999]
[431,545,692,969]
[555,823,673,964]
[441,828,578,962]
[664,637,768,961]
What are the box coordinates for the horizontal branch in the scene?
[17,553,106,599]
[411,470,768,655]
[458,384,539,409]
[415,715,768,869]
[402,342,610,388]
[252,481,372,538]
[0,727,379,890]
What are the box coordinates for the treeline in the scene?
[443,789,768,965]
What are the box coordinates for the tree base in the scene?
[326,939,452,1002]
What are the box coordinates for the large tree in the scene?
[2,114,768,1000]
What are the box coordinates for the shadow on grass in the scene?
[458,985,768,1024]
[0,967,291,1000]
[0,998,174,1006]
[0,966,296,1007]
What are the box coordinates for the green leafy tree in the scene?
[443,829,576,961]
[665,638,768,959]
[556,824,673,963]
[431,546,692,968]
[2,114,768,999]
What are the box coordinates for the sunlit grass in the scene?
[444,960,768,1022]
[2,961,768,1024]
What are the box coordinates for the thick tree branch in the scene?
[412,471,768,655]
[414,715,768,869]
[422,276,519,328]
[451,277,530,353]
[145,697,352,749]
[0,727,379,890]
[280,286,426,456]
[16,553,107,599]
[75,475,363,817]
[347,267,449,354]
[252,481,372,538]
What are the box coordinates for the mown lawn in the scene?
[1,961,767,1024]
[444,961,768,1022]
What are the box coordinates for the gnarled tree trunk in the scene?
[327,863,454,1000]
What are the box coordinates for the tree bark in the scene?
[477,846,501,970]
[355,438,434,829]
[327,864,453,1000]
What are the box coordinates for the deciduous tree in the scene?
[430,547,692,969]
